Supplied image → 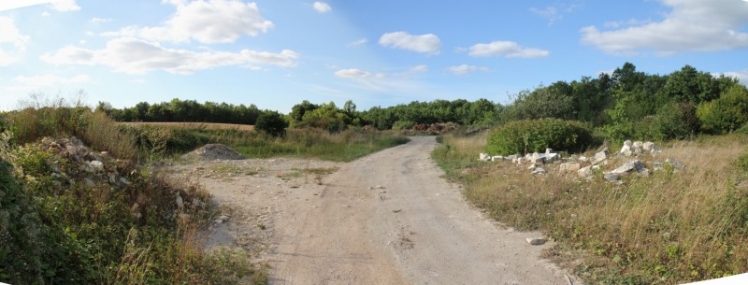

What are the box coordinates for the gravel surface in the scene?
[171,137,574,285]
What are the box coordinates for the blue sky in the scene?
[1,0,747,113]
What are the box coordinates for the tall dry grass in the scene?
[433,132,748,284]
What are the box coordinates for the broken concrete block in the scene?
[604,172,621,182]
[592,150,608,165]
[526,237,547,245]
[620,145,633,157]
[545,153,560,163]
[491,156,504,162]
[479,153,490,161]
[559,162,582,173]
[611,160,645,174]
[532,167,547,175]
[665,158,686,170]
[577,166,593,178]
[643,142,656,152]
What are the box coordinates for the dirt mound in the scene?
[183,144,245,161]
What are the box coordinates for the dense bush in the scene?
[485,118,593,155]
[697,85,748,134]
[255,111,289,137]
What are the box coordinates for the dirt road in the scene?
[183,136,570,284]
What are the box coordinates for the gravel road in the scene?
[181,136,572,285]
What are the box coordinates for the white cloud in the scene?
[530,2,581,25]
[14,74,90,86]
[90,17,112,24]
[334,68,384,79]
[41,11,51,16]
[408,64,428,74]
[0,0,80,12]
[105,0,274,44]
[448,64,490,75]
[347,38,368,47]
[41,37,299,74]
[721,70,748,84]
[580,0,748,55]
[0,17,30,50]
[313,2,332,13]
[379,31,441,54]
[0,17,29,65]
[468,41,549,58]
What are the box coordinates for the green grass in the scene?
[432,131,748,285]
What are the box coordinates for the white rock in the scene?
[611,160,645,174]
[643,142,655,152]
[479,153,490,161]
[532,167,547,175]
[577,166,593,178]
[578,156,589,162]
[545,153,560,163]
[530,152,546,164]
[592,150,608,165]
[633,141,643,148]
[526,237,547,245]
[491,156,504,162]
[620,145,633,157]
[559,163,581,173]
[624,140,633,147]
[545,148,553,154]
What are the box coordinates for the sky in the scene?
[1,0,748,113]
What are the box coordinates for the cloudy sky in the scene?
[1,0,747,112]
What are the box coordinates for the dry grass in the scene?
[119,122,255,131]
[433,132,748,284]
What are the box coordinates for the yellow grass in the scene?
[433,133,748,284]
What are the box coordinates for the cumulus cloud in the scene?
[468,41,549,58]
[0,17,30,65]
[448,64,490,75]
[313,2,332,13]
[580,0,748,55]
[379,31,441,54]
[104,0,274,44]
[0,0,80,12]
[14,74,90,86]
[40,38,299,74]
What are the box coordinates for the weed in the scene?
[433,131,748,284]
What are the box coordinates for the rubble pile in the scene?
[478,140,687,182]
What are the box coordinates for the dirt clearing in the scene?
[170,136,572,284]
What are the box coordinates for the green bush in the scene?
[255,111,289,137]
[697,85,748,134]
[486,118,593,155]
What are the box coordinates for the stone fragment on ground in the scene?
[526,237,547,245]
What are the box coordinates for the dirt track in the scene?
[177,136,571,284]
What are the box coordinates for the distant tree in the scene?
[255,111,289,137]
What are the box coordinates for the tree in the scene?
[255,111,289,137]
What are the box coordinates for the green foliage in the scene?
[100,98,261,125]
[501,84,576,122]
[654,102,699,140]
[392,120,415,130]
[255,111,289,137]
[485,118,593,155]
[697,85,748,134]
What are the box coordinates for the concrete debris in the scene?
[577,166,593,178]
[665,158,686,170]
[592,149,608,165]
[559,163,581,173]
[603,173,621,182]
[526,237,547,245]
[532,167,547,175]
[479,153,491,161]
[611,160,646,174]
[491,156,504,162]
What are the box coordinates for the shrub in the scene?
[255,111,289,137]
[486,118,593,155]
[697,85,748,134]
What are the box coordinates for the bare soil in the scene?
[169,136,573,285]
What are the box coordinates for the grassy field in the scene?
[432,130,748,284]
[122,124,409,162]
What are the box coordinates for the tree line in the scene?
[100,62,748,141]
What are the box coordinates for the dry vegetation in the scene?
[119,122,255,131]
[433,132,748,284]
